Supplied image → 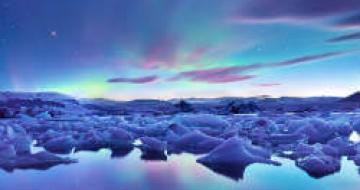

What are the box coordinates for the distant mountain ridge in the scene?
[342,92,360,102]
[1,91,360,117]
[0,91,88,118]
[0,91,76,102]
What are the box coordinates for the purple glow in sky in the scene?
[0,0,359,99]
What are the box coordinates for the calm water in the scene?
[0,148,359,190]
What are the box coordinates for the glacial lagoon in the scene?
[1,148,360,190]
[1,92,360,190]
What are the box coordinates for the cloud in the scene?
[327,32,360,43]
[231,0,360,24]
[196,75,255,83]
[256,83,282,87]
[186,47,211,62]
[142,37,178,69]
[170,50,352,83]
[271,51,347,67]
[107,75,158,84]
[334,13,360,28]
[169,64,261,83]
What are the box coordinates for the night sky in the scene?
[0,0,359,100]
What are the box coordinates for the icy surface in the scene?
[1,92,360,180]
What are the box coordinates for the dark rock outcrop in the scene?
[175,100,194,113]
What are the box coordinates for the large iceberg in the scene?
[197,137,280,180]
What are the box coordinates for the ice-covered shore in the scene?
[1,91,360,180]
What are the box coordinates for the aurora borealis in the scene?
[0,0,359,100]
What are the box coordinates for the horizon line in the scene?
[1,90,358,102]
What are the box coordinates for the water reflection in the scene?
[198,163,246,181]
[140,151,168,161]
[0,151,76,173]
[0,149,360,190]
[110,147,134,158]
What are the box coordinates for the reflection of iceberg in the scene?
[199,163,247,181]
[140,151,167,161]
[111,147,134,158]
[0,151,76,172]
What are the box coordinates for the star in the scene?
[50,31,58,38]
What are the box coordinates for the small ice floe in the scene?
[75,131,108,152]
[138,137,167,161]
[296,154,341,178]
[291,140,354,178]
[138,137,166,153]
[43,136,76,154]
[107,128,134,150]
